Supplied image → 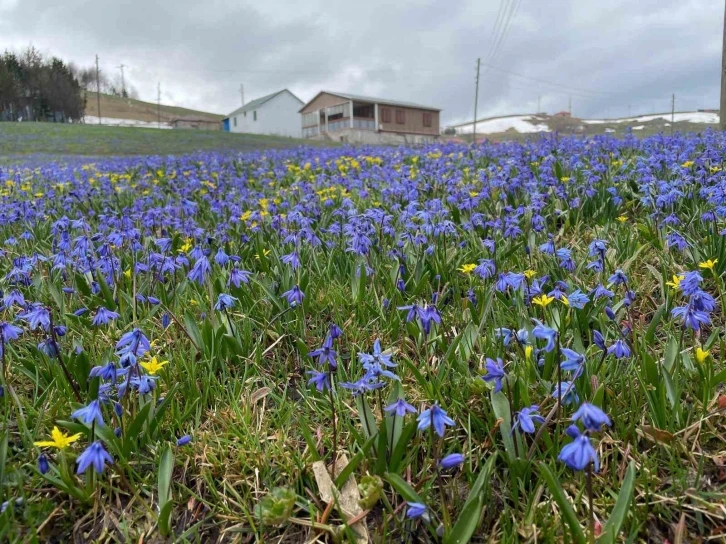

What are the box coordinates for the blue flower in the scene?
[513,405,545,434]
[558,426,599,472]
[439,453,465,469]
[417,404,455,437]
[176,435,192,446]
[482,357,506,393]
[71,400,105,426]
[358,339,395,368]
[228,267,252,288]
[552,381,579,406]
[608,269,628,286]
[306,370,330,392]
[18,305,51,331]
[593,330,606,350]
[384,397,416,417]
[309,335,338,369]
[565,290,589,309]
[214,293,237,311]
[38,453,49,474]
[671,304,710,331]
[532,320,557,352]
[406,502,430,522]
[590,284,614,300]
[0,322,22,343]
[282,285,305,306]
[76,441,114,474]
[187,257,211,285]
[607,339,631,358]
[560,348,585,372]
[571,402,612,431]
[92,306,120,327]
[116,328,151,357]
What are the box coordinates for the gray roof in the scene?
[301,91,441,112]
[227,89,303,118]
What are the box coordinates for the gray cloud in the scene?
[0,0,721,124]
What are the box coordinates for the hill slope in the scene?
[83,92,225,124]
[0,122,329,161]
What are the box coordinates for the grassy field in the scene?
[2,134,726,542]
[0,122,325,160]
[83,92,225,123]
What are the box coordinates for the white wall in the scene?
[229,91,302,138]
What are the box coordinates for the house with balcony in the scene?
[299,91,440,144]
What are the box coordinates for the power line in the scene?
[478,60,618,98]
[488,0,522,66]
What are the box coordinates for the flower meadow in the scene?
[1,133,726,542]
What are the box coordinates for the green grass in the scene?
[0,122,327,159]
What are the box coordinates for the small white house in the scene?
[225,89,303,138]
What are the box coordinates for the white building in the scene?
[225,89,303,138]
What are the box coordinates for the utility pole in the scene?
[721,0,726,131]
[671,93,675,136]
[118,64,126,97]
[239,84,245,106]
[95,54,101,124]
[473,58,480,144]
[568,95,572,116]
[537,95,541,113]
[157,82,161,128]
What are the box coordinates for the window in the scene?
[423,112,432,127]
[253,111,257,121]
[233,117,237,127]
[395,109,405,124]
[380,107,391,123]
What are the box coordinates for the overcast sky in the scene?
[0,0,721,124]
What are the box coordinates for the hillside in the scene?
[0,122,329,161]
[447,111,720,142]
[83,92,225,124]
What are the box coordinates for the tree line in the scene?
[0,46,139,123]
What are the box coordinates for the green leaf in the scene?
[95,271,116,310]
[600,462,636,543]
[355,395,378,439]
[158,501,174,537]
[538,463,586,544]
[491,391,516,463]
[384,472,424,504]
[158,445,174,507]
[0,432,7,497]
[444,453,497,544]
[663,336,678,373]
[388,419,417,473]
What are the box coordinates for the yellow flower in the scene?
[524,345,533,361]
[458,263,476,274]
[532,294,554,307]
[560,295,570,307]
[699,259,718,271]
[681,160,694,168]
[695,347,709,364]
[616,215,627,223]
[34,426,82,449]
[179,238,193,253]
[560,176,570,183]
[254,249,271,260]
[124,268,132,280]
[523,269,537,280]
[140,356,169,375]
[665,274,685,289]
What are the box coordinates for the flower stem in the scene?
[587,464,595,544]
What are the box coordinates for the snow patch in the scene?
[80,116,172,129]
[455,115,551,135]
[631,125,645,131]
[583,111,718,125]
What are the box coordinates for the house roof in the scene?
[227,89,303,118]
[170,116,220,123]
[299,91,441,113]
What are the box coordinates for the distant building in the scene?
[170,116,221,130]
[554,111,571,118]
[299,91,440,144]
[225,89,303,138]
